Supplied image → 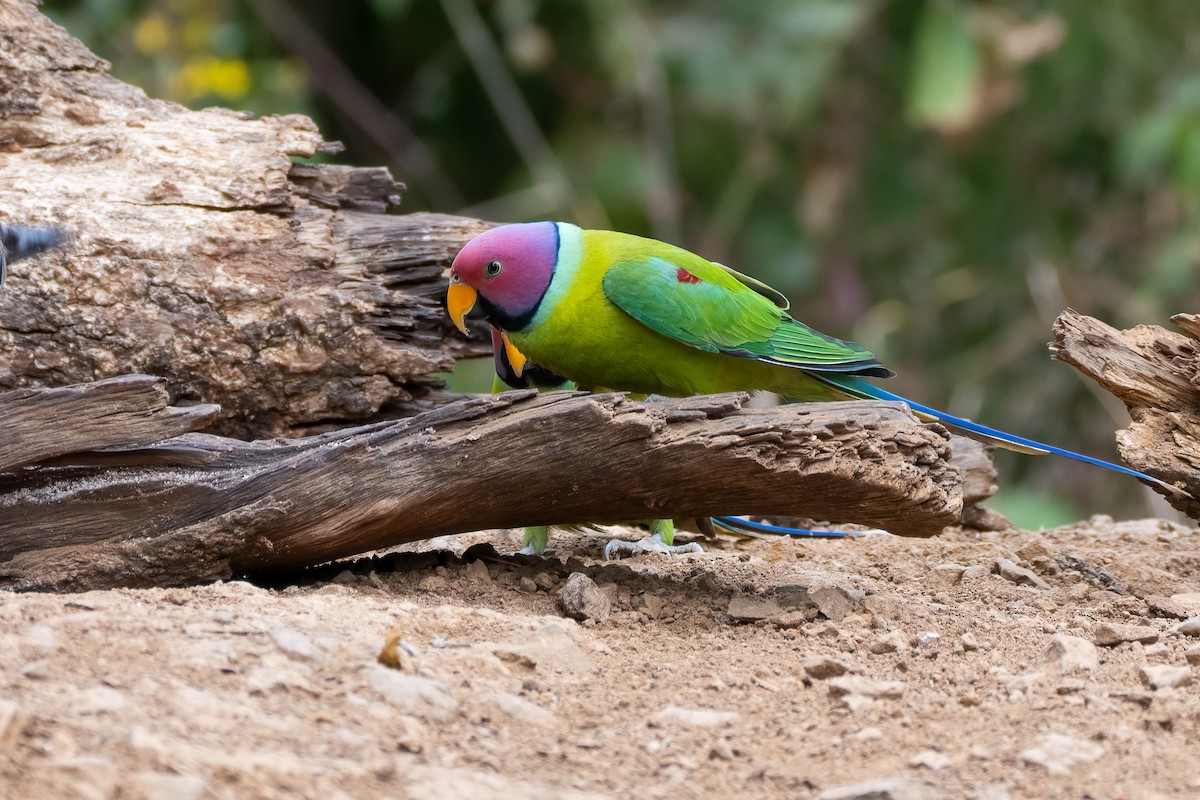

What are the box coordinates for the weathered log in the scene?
[1051,309,1200,518]
[0,388,962,591]
[0,374,217,471]
[0,1,492,438]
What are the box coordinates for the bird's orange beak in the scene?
[446,281,477,336]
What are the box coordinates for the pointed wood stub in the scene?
[1051,309,1200,519]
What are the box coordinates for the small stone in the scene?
[136,772,209,800]
[1169,592,1200,615]
[20,660,50,679]
[417,575,448,592]
[558,572,611,623]
[817,776,921,800]
[1093,622,1159,646]
[1042,634,1098,674]
[518,576,537,593]
[1185,645,1200,666]
[641,593,665,618]
[803,656,849,680]
[654,705,737,727]
[709,740,736,760]
[0,698,20,742]
[915,631,940,655]
[1140,664,1193,690]
[369,666,458,720]
[1020,732,1104,775]
[49,756,117,800]
[1143,642,1169,657]
[24,624,58,649]
[1145,595,1191,620]
[811,587,856,622]
[928,564,966,587]
[772,610,811,629]
[331,570,357,585]
[75,686,126,716]
[490,692,554,727]
[1016,540,1052,562]
[270,627,321,662]
[960,633,980,651]
[909,749,953,770]
[870,631,906,655]
[961,564,991,582]
[993,557,1051,590]
[534,572,556,591]
[727,596,784,622]
[493,624,592,673]
[246,666,312,694]
[463,559,492,583]
[1174,617,1200,637]
[827,676,905,699]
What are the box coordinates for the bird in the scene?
[0,223,71,286]
[447,221,1185,553]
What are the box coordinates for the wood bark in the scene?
[0,380,963,591]
[1052,309,1200,518]
[0,1,492,438]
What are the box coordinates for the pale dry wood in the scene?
[0,374,218,471]
[0,1,492,438]
[0,392,963,591]
[1052,309,1200,518]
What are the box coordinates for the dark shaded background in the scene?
[43,0,1200,526]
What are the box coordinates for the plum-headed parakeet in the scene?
[448,222,1183,553]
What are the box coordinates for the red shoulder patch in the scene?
[675,268,701,284]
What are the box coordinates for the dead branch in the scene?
[1052,308,1200,518]
[0,388,962,591]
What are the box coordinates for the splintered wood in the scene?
[1053,309,1200,518]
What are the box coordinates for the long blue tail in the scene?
[820,375,1186,497]
[713,516,850,538]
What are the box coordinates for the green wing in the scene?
[601,253,893,377]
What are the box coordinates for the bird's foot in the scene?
[603,531,703,561]
[513,544,547,557]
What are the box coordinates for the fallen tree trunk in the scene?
[0,380,962,591]
[1052,309,1200,519]
[0,1,491,438]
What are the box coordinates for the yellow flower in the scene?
[180,57,251,101]
[133,13,171,55]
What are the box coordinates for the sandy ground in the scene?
[3,517,1200,800]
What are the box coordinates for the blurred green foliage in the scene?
[43,0,1200,523]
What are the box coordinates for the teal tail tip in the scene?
[854,384,1192,500]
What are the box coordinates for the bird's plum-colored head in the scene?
[447,222,559,335]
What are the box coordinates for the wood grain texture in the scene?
[0,374,218,471]
[1052,308,1200,518]
[0,1,492,438]
[0,391,963,591]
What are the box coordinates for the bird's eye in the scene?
[450,272,461,284]
[485,260,503,278]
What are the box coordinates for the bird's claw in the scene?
[603,532,703,561]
